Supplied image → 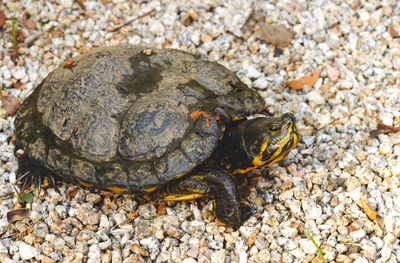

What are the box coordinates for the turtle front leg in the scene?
[17,154,57,192]
[152,167,250,228]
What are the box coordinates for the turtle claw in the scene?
[36,175,42,194]
[48,175,56,188]
[19,173,31,190]
[240,205,252,223]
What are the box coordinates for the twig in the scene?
[20,25,55,47]
[110,9,156,32]
[15,171,30,184]
[370,123,400,137]
[74,0,85,9]
[0,232,19,239]
[0,192,14,200]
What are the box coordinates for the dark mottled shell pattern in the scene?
[15,46,264,193]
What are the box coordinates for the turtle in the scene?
[14,45,298,228]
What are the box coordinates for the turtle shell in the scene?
[15,46,264,193]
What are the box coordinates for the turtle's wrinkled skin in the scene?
[15,46,298,228]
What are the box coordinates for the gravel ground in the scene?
[1,0,400,262]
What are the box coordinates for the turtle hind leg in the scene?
[17,155,57,191]
[152,167,250,229]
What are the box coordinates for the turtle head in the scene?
[244,113,298,168]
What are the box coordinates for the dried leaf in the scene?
[0,11,5,28]
[359,198,385,229]
[2,95,20,116]
[360,198,377,220]
[254,24,294,46]
[286,67,325,90]
[23,18,37,30]
[7,208,30,223]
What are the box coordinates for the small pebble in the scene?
[18,242,39,261]
[86,193,102,204]
[301,197,322,220]
[327,66,340,83]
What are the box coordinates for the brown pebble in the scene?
[188,9,199,21]
[389,23,400,38]
[156,203,166,216]
[327,66,340,83]
[23,18,37,30]
[181,13,192,26]
[248,42,259,54]
[85,10,96,18]
[280,180,293,191]
[130,243,150,257]
[254,24,294,46]
[41,256,56,263]
[143,49,152,55]
[201,33,212,43]
[162,41,171,49]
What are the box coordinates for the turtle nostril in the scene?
[281,112,295,124]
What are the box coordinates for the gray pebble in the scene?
[140,236,161,260]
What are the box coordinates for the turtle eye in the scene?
[269,125,280,132]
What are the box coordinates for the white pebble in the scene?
[149,21,165,36]
[1,66,11,80]
[298,238,317,253]
[11,67,27,80]
[280,226,298,238]
[353,258,369,263]
[381,244,392,262]
[18,242,39,260]
[391,164,400,176]
[253,77,268,90]
[341,80,353,89]
[140,236,160,260]
[379,112,393,126]
[182,258,197,263]
[349,229,366,242]
[87,244,101,263]
[302,197,322,220]
[223,0,253,37]
[244,64,263,79]
[307,91,325,105]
